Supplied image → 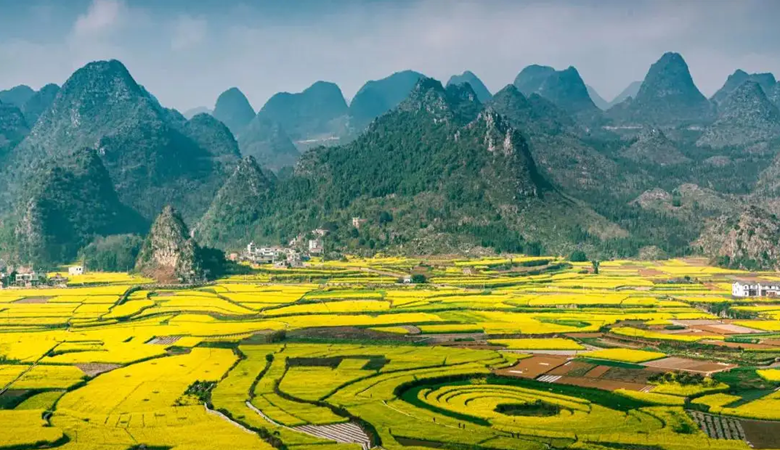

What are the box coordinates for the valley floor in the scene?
[1,256,780,450]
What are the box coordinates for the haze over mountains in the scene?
[3,50,780,270]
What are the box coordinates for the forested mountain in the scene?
[194,156,274,248]
[447,71,492,103]
[11,148,146,265]
[1,60,238,222]
[201,78,623,254]
[5,51,780,268]
[488,85,618,195]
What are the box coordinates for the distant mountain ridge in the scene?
[514,65,600,124]
[608,52,713,126]
[609,81,642,107]
[348,70,426,129]
[587,85,610,110]
[212,87,255,136]
[697,81,780,148]
[258,81,348,142]
[447,71,492,103]
[711,70,776,104]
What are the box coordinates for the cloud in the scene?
[171,15,207,51]
[73,0,124,37]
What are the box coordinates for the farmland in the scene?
[1,257,780,449]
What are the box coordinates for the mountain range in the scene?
[4,51,780,269]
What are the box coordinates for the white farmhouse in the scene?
[68,265,84,276]
[732,281,780,298]
[246,242,283,263]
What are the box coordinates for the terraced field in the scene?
[1,257,780,449]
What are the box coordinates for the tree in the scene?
[569,250,588,262]
[378,211,393,225]
[591,260,600,274]
[411,274,427,284]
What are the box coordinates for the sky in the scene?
[1,0,779,112]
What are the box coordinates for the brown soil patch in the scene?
[564,332,603,338]
[741,419,780,449]
[643,357,736,374]
[759,339,780,347]
[584,365,611,378]
[554,376,649,391]
[639,268,664,276]
[76,363,121,377]
[600,367,662,384]
[494,355,568,379]
[692,324,753,335]
[148,336,181,345]
[400,325,421,335]
[680,257,710,267]
[14,297,52,304]
[547,361,593,376]
[287,326,413,342]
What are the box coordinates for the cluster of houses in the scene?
[732,281,780,298]
[0,263,84,289]
[236,237,324,268]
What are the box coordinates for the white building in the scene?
[308,239,323,255]
[732,281,780,298]
[246,242,283,263]
[68,265,84,276]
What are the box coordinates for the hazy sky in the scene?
[1,0,779,111]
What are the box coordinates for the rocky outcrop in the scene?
[135,206,205,283]
[695,206,780,271]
